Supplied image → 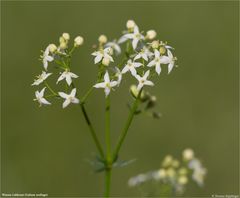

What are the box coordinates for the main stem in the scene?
[112,89,142,162]
[104,95,112,197]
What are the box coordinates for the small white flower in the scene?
[147,49,170,75]
[189,159,207,186]
[91,47,114,65]
[58,88,79,108]
[135,70,154,91]
[34,87,51,106]
[134,47,153,61]
[182,148,194,161]
[167,49,177,74]
[32,71,52,86]
[122,59,142,76]
[105,40,121,55]
[119,26,144,49]
[57,70,78,86]
[93,71,118,97]
[42,46,54,70]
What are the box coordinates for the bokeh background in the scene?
[1,1,239,197]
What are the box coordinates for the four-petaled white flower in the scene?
[134,47,153,62]
[119,26,144,49]
[42,46,54,70]
[135,70,154,91]
[93,71,118,97]
[105,40,121,55]
[32,71,52,86]
[57,70,78,86]
[147,49,170,75]
[91,47,114,64]
[167,49,176,74]
[58,88,80,108]
[122,59,142,76]
[34,87,51,106]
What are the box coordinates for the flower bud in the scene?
[162,155,173,167]
[146,30,157,40]
[159,46,166,55]
[98,35,107,44]
[59,42,67,50]
[178,175,188,185]
[126,20,135,29]
[48,44,57,53]
[182,148,194,161]
[146,95,157,109]
[130,85,149,102]
[59,36,65,44]
[74,36,84,47]
[172,160,180,168]
[178,167,188,176]
[151,40,159,49]
[166,168,176,178]
[157,169,166,179]
[102,57,110,66]
[62,33,70,41]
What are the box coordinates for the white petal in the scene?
[118,35,128,44]
[133,62,142,68]
[63,99,71,108]
[144,80,154,86]
[142,53,148,61]
[58,92,68,99]
[70,88,77,97]
[93,82,106,88]
[137,83,143,91]
[110,81,118,87]
[94,54,103,64]
[132,38,138,50]
[154,49,160,57]
[114,44,121,55]
[135,75,141,82]
[57,73,65,84]
[167,49,173,59]
[39,87,46,97]
[160,56,170,64]
[134,54,141,61]
[43,60,48,70]
[104,87,111,97]
[69,72,78,78]
[40,98,51,105]
[143,70,150,79]
[71,97,79,104]
[46,56,53,62]
[147,60,155,67]
[155,64,161,75]
[121,65,129,74]
[104,72,110,83]
[134,25,139,34]
[124,33,134,39]
[130,67,137,76]
[66,75,72,86]
[168,63,174,74]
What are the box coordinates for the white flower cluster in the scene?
[128,148,207,195]
[32,33,83,108]
[92,19,177,97]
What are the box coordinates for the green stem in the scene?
[104,168,112,198]
[112,89,142,162]
[79,103,105,160]
[80,87,94,104]
[44,81,57,96]
[105,95,111,162]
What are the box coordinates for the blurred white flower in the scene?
[147,49,169,75]
[146,30,157,40]
[122,59,142,76]
[134,47,153,61]
[42,46,54,70]
[167,49,177,74]
[48,44,57,53]
[93,71,118,97]
[182,148,194,161]
[57,70,78,86]
[119,26,144,49]
[91,47,114,65]
[34,87,51,106]
[114,67,122,86]
[32,71,52,86]
[58,88,79,108]
[105,40,121,55]
[135,70,154,91]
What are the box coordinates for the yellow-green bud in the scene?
[59,42,67,50]
[62,33,70,41]
[159,46,166,55]
[59,36,65,44]
[74,36,84,47]
[48,44,57,53]
[178,167,188,176]
[102,57,110,66]
[178,175,188,185]
[98,34,107,44]
[129,85,149,102]
[162,155,173,167]
[166,168,176,178]
[172,160,180,168]
[151,40,159,49]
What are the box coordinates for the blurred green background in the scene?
[1,1,239,197]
